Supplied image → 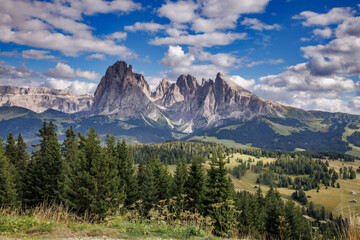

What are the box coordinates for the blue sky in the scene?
[1,0,360,113]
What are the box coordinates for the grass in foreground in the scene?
[0,206,216,240]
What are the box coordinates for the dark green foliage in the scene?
[184,157,207,213]
[152,158,172,201]
[171,158,188,197]
[229,162,247,179]
[138,159,157,213]
[206,154,235,236]
[347,131,360,147]
[23,122,63,206]
[0,138,19,207]
[132,141,227,164]
[291,189,308,205]
[116,140,138,205]
[65,128,120,220]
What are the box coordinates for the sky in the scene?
[1,0,360,114]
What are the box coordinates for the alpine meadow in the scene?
[1,0,360,239]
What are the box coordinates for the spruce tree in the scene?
[15,134,28,175]
[171,158,188,198]
[5,133,17,165]
[23,122,63,206]
[139,160,157,213]
[116,140,137,205]
[152,157,172,201]
[66,128,120,220]
[0,138,19,207]
[184,157,207,212]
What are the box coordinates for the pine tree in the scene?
[139,160,157,213]
[5,133,17,165]
[23,122,64,206]
[116,140,138,205]
[184,157,207,212]
[15,134,28,175]
[206,154,235,237]
[61,126,80,205]
[171,158,188,198]
[0,138,19,207]
[152,157,172,201]
[264,187,283,239]
[66,128,120,220]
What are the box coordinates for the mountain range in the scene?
[1,60,360,156]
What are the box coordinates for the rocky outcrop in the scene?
[92,61,161,120]
[0,86,93,113]
[0,60,287,133]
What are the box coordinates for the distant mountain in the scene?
[0,86,93,113]
[1,60,360,156]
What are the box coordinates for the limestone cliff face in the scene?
[92,61,160,120]
[0,86,93,113]
[90,60,287,132]
[0,60,287,133]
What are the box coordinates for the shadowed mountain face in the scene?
[91,61,287,133]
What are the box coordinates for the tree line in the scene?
[0,122,350,238]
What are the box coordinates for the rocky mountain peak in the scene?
[152,79,171,100]
[176,74,199,95]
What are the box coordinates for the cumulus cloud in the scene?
[0,0,138,58]
[293,7,354,26]
[158,0,198,23]
[191,15,238,33]
[150,32,247,47]
[22,49,56,60]
[44,78,98,96]
[86,53,105,60]
[0,61,39,79]
[241,17,281,31]
[160,46,195,68]
[229,75,256,89]
[313,28,332,38]
[106,32,127,41]
[201,0,270,18]
[45,62,100,81]
[125,22,166,32]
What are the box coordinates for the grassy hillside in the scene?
[2,106,360,155]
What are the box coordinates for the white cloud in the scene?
[106,32,127,41]
[22,49,56,60]
[246,59,284,67]
[160,46,195,68]
[229,75,256,89]
[293,7,353,26]
[45,62,100,81]
[150,32,247,47]
[201,0,270,18]
[191,15,238,33]
[44,78,98,96]
[86,53,105,60]
[125,22,166,32]
[158,0,198,23]
[313,28,332,38]
[0,61,38,78]
[195,49,241,68]
[75,69,100,81]
[241,17,280,31]
[0,0,138,58]
[335,16,360,38]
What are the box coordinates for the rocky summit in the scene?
[90,61,287,133]
[0,60,289,133]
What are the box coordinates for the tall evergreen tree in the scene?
[0,138,19,207]
[15,133,28,175]
[152,157,172,201]
[66,128,120,220]
[23,122,63,206]
[171,158,188,198]
[116,140,137,205]
[139,160,157,213]
[5,133,17,165]
[184,157,207,212]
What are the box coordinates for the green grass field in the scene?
[169,152,360,219]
